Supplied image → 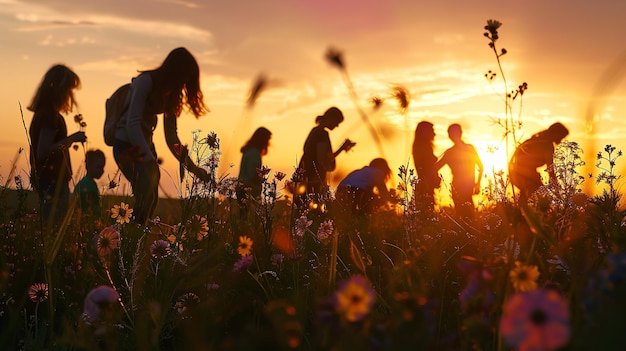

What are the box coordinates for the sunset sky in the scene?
[1,0,626,203]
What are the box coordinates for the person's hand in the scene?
[473,183,481,195]
[194,167,211,183]
[69,131,87,144]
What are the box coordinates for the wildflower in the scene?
[206,283,220,291]
[369,96,383,110]
[246,73,267,107]
[150,240,171,259]
[96,226,120,257]
[510,261,540,292]
[274,171,286,181]
[175,292,200,316]
[83,285,120,323]
[391,85,410,114]
[316,219,334,241]
[500,289,570,351]
[271,253,284,266]
[334,275,376,322]
[484,19,502,39]
[184,215,209,241]
[233,254,254,272]
[325,46,345,69]
[29,283,49,302]
[294,215,312,237]
[237,236,254,257]
[201,132,219,149]
[256,166,271,179]
[110,202,133,224]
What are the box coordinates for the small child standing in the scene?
[74,149,106,218]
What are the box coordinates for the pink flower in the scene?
[150,240,171,259]
[316,219,334,241]
[83,285,120,323]
[499,289,570,351]
[232,254,254,272]
[96,226,120,258]
[29,283,49,302]
[294,215,312,237]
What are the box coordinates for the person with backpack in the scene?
[111,47,210,225]
[28,64,87,227]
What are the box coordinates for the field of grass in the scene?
[1,141,625,351]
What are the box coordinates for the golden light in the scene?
[473,140,510,179]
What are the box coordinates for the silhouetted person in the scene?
[28,64,87,227]
[336,158,393,215]
[435,123,484,219]
[299,107,353,194]
[74,149,106,218]
[412,121,440,212]
[509,122,569,205]
[237,127,272,212]
[113,47,210,226]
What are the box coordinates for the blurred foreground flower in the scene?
[509,261,540,292]
[83,285,120,323]
[500,289,570,351]
[184,215,209,241]
[110,202,133,224]
[334,275,376,322]
[237,236,253,257]
[29,283,49,302]
[150,239,171,259]
[316,219,334,241]
[96,226,120,258]
[175,292,200,317]
[233,254,254,272]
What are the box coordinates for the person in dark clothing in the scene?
[336,158,393,214]
[299,107,353,194]
[74,149,106,218]
[112,47,211,225]
[28,64,87,227]
[435,123,484,219]
[509,122,569,204]
[412,121,440,212]
[237,127,272,211]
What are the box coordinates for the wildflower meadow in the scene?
[1,19,626,351]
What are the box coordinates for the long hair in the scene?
[412,121,435,167]
[28,64,80,113]
[534,122,569,143]
[315,106,344,126]
[147,47,208,118]
[241,127,272,155]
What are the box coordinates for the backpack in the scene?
[104,83,131,146]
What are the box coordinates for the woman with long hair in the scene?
[237,127,272,203]
[113,47,210,225]
[29,64,87,226]
[299,107,346,194]
[412,121,440,212]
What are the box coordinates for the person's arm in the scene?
[473,147,484,194]
[125,73,155,162]
[36,128,85,162]
[434,152,448,172]
[163,113,209,181]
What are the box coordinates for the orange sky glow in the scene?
[1,0,626,207]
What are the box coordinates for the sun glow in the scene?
[473,139,510,177]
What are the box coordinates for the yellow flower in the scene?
[237,236,253,257]
[334,275,376,322]
[110,202,133,224]
[509,261,540,292]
